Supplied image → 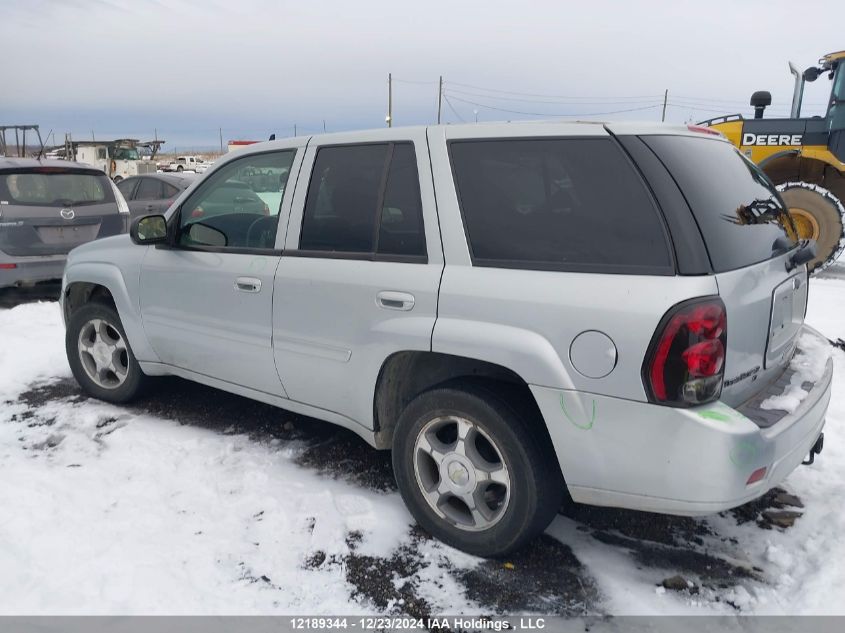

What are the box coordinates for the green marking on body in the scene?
[698,410,733,422]
[730,440,758,466]
[560,393,596,430]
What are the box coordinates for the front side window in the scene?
[299,142,426,258]
[178,150,295,250]
[449,138,672,273]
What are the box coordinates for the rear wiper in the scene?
[785,239,816,271]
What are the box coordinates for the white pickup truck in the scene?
[162,155,209,173]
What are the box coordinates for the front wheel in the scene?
[392,382,564,557]
[65,302,148,403]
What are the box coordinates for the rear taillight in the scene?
[0,263,17,269]
[191,206,204,218]
[644,297,727,407]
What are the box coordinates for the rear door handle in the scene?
[376,290,415,311]
[235,277,262,293]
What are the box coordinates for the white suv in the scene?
[60,122,831,556]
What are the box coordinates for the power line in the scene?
[444,80,661,101]
[442,95,466,122]
[445,93,663,117]
[443,86,664,106]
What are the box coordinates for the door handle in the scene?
[376,290,415,311]
[235,277,262,293]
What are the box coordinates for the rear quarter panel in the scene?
[426,125,719,399]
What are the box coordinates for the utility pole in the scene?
[323,119,326,133]
[437,75,443,124]
[91,130,95,142]
[219,127,223,154]
[387,73,392,128]
[294,124,297,136]
[661,89,668,122]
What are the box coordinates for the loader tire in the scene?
[778,182,845,273]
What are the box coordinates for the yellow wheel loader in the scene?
[703,50,845,272]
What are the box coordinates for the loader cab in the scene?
[822,52,845,161]
[793,50,845,162]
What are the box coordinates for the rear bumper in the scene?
[531,325,832,516]
[0,251,67,288]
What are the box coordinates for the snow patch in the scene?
[760,333,831,413]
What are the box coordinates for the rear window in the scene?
[1,171,114,207]
[449,138,672,274]
[642,135,797,273]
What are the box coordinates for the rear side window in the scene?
[1,171,114,207]
[643,135,797,272]
[299,142,426,258]
[449,138,672,273]
[135,178,163,200]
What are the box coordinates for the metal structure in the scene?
[0,125,44,158]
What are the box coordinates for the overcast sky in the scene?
[2,0,842,151]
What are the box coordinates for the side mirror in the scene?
[803,66,821,82]
[130,214,168,245]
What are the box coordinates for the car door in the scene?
[139,143,304,395]
[127,177,164,217]
[273,130,444,427]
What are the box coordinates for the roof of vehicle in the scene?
[0,157,108,173]
[223,120,724,157]
[121,173,196,188]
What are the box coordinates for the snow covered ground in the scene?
[0,279,843,616]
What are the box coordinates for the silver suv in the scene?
[60,122,832,557]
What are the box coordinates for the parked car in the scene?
[0,158,129,288]
[163,155,208,173]
[59,122,831,557]
[116,173,196,218]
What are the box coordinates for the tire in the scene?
[113,176,123,183]
[778,182,845,273]
[65,302,149,403]
[176,165,183,172]
[392,381,564,557]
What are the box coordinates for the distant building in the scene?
[227,140,259,153]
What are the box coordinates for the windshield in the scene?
[113,148,140,160]
[1,171,114,207]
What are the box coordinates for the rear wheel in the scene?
[66,302,148,403]
[778,182,845,273]
[392,382,564,557]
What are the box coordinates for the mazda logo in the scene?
[60,208,75,220]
